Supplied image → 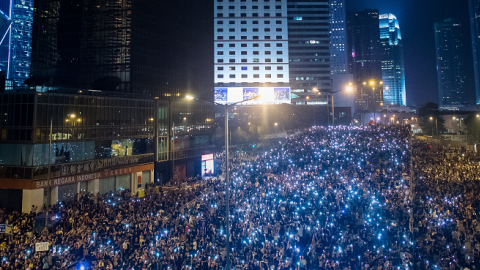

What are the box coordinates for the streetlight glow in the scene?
[185,95,194,100]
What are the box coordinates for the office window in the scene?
[217,0,223,2]
[277,66,283,70]
[218,59,224,63]
[218,67,224,70]
[217,44,224,47]
[241,59,247,62]
[229,66,235,70]
[265,21,271,24]
[217,28,224,32]
[253,51,259,55]
[265,58,271,62]
[218,21,224,24]
[217,51,224,55]
[277,58,283,62]
[265,28,271,32]
[265,66,272,70]
[277,74,284,78]
[229,59,235,63]
[241,28,247,32]
[276,28,282,32]
[229,51,235,55]
[217,13,224,17]
[241,6,246,9]
[253,66,260,70]
[264,13,270,17]
[229,13,235,17]
[253,21,259,24]
[241,13,247,17]
[229,28,235,32]
[276,20,282,24]
[277,51,283,55]
[253,43,259,47]
[254,74,260,78]
[229,44,235,47]
[229,36,235,40]
[265,51,271,55]
[265,74,272,78]
[253,58,260,62]
[265,43,271,47]
[253,13,258,17]
[276,13,281,16]
[230,74,235,78]
[229,21,235,24]
[241,67,248,70]
[276,35,282,39]
[253,36,259,39]
[217,6,223,9]
[265,36,271,39]
[229,6,234,9]
[293,17,302,21]
[275,5,281,9]
[241,36,247,39]
[217,36,224,40]
[253,28,259,32]
[240,21,246,24]
[241,51,247,55]
[241,43,247,47]
[218,75,224,78]
[265,5,270,9]
[242,74,248,78]
[276,43,282,47]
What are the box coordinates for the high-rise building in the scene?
[287,0,331,105]
[469,0,480,105]
[329,0,347,75]
[380,13,406,106]
[434,18,468,106]
[0,0,34,88]
[347,9,383,113]
[31,0,213,99]
[213,0,291,105]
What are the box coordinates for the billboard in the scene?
[214,87,291,105]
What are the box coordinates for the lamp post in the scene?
[429,116,438,136]
[368,80,383,124]
[320,83,353,127]
[186,94,262,270]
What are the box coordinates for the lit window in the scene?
[294,17,302,21]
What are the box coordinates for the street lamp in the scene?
[186,94,263,270]
[323,83,353,127]
[429,116,438,136]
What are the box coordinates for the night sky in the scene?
[347,0,474,107]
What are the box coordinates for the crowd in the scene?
[1,125,479,269]
[411,140,480,269]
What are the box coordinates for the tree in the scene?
[465,113,480,143]
[418,102,445,136]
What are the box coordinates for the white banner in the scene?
[35,242,49,252]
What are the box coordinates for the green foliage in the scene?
[465,113,480,142]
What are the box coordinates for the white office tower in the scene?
[214,0,291,105]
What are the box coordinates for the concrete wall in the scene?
[22,188,44,213]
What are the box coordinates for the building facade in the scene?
[0,0,34,88]
[380,13,406,106]
[434,18,468,106]
[287,0,331,105]
[329,0,347,75]
[0,92,158,212]
[214,0,290,87]
[469,0,480,105]
[347,9,383,113]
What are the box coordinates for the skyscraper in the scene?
[287,0,331,105]
[380,13,406,106]
[0,0,34,88]
[347,9,383,112]
[31,0,213,99]
[434,18,468,106]
[329,0,347,75]
[469,0,480,105]
[213,0,291,105]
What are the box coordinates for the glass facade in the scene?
[329,0,348,75]
[379,14,406,106]
[0,0,33,88]
[434,19,468,106]
[469,0,480,105]
[0,92,155,180]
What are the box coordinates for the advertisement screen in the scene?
[214,87,291,105]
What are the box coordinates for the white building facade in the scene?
[214,0,290,86]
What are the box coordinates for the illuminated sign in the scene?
[214,87,291,105]
[201,153,214,176]
[202,154,214,161]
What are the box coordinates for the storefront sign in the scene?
[0,224,12,233]
[33,164,154,189]
[58,155,142,176]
